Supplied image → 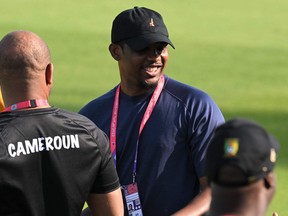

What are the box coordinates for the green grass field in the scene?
[1,0,287,215]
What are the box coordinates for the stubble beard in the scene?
[140,77,159,91]
[141,81,157,90]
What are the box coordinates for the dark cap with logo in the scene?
[205,118,279,187]
[111,6,175,51]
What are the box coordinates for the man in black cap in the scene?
[80,6,224,215]
[205,118,279,216]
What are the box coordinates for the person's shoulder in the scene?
[164,76,224,121]
[57,108,101,130]
[92,88,117,103]
[57,107,110,140]
[0,112,13,133]
[164,75,213,102]
[79,87,116,115]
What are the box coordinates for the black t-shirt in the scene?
[0,107,120,216]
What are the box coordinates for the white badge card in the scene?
[122,183,143,216]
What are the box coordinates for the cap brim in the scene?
[124,33,175,51]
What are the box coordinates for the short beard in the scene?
[141,80,158,91]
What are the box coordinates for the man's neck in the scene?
[208,187,267,216]
[3,99,50,112]
[119,83,155,97]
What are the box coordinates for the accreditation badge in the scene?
[122,183,143,216]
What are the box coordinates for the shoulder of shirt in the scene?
[79,87,116,112]
[0,107,102,136]
[164,75,212,102]
[58,108,98,124]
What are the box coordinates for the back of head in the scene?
[0,30,50,81]
[206,117,279,187]
[205,118,280,215]
[0,31,52,105]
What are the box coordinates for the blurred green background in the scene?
[1,0,287,215]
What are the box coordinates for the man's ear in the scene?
[109,43,122,61]
[263,172,276,190]
[45,63,53,86]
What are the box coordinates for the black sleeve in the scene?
[90,129,120,193]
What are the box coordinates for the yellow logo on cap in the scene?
[270,148,277,163]
[150,18,155,27]
[224,138,239,157]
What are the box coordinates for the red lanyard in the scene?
[3,99,49,112]
[110,75,165,183]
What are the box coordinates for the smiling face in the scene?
[110,42,169,96]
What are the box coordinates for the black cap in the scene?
[111,6,175,51]
[205,118,279,187]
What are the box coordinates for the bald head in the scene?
[0,30,53,106]
[0,30,50,78]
